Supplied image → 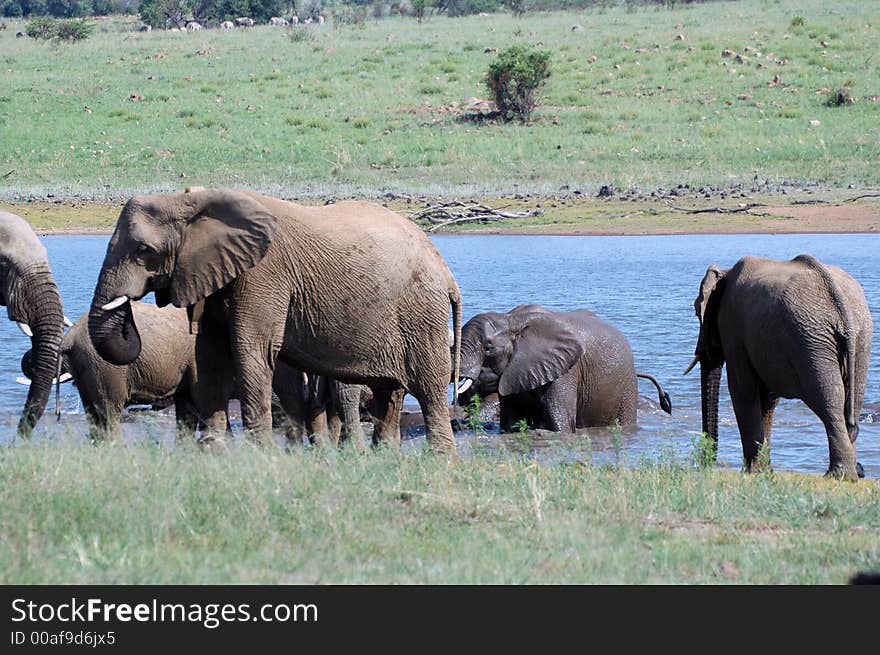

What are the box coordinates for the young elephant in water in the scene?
[20,302,319,444]
[454,304,672,432]
[20,302,206,442]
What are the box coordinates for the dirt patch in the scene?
[761,203,880,232]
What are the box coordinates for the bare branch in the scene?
[664,201,768,216]
[843,193,880,203]
[409,199,543,232]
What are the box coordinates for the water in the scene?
[2,233,879,478]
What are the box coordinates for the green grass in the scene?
[1,439,878,584]
[0,1,878,201]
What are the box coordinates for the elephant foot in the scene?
[197,434,231,455]
[824,464,859,482]
[426,439,459,461]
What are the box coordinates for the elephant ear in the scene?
[170,189,278,307]
[499,315,585,396]
[694,264,726,359]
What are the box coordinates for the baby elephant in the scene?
[454,304,671,432]
[21,302,205,442]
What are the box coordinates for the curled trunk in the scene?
[17,267,64,436]
[88,273,142,366]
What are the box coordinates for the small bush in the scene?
[26,17,94,43]
[288,27,314,43]
[826,86,856,106]
[790,15,805,28]
[485,44,551,122]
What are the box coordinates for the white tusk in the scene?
[683,355,700,376]
[63,315,74,327]
[456,378,473,394]
[17,322,33,337]
[15,376,31,386]
[54,372,73,384]
[101,296,130,311]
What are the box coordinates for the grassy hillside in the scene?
[1,1,879,201]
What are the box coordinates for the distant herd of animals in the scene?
[0,188,874,482]
[136,15,325,34]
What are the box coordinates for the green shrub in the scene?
[26,17,94,42]
[485,44,551,122]
[288,26,314,43]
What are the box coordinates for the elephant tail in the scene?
[449,281,462,411]
[636,371,672,415]
[838,330,857,431]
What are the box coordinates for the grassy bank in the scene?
[1,440,878,584]
[1,1,879,201]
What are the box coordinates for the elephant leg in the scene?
[191,327,235,443]
[409,382,456,455]
[327,411,343,445]
[499,399,521,433]
[760,390,779,452]
[271,381,308,447]
[301,375,334,447]
[541,382,578,432]
[87,404,123,444]
[800,375,858,481]
[726,364,768,473]
[237,357,275,443]
[174,393,199,443]
[370,387,404,448]
[271,390,307,447]
[308,407,333,447]
[336,383,367,450]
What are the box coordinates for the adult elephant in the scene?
[87,188,462,454]
[455,304,672,432]
[685,254,873,481]
[0,211,65,437]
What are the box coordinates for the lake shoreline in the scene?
[5,189,879,236]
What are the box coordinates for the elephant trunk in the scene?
[88,267,142,366]
[455,345,482,401]
[700,360,722,456]
[17,267,64,437]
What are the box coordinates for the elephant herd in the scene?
[1,189,874,482]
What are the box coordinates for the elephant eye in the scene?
[136,243,156,255]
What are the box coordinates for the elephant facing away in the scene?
[0,211,65,437]
[455,305,672,432]
[686,254,873,481]
[87,188,462,454]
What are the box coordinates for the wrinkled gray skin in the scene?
[87,188,462,454]
[0,211,64,437]
[23,301,306,443]
[22,302,202,442]
[456,304,672,432]
[688,254,873,482]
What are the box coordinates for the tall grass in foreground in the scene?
[0,0,878,200]
[1,438,877,584]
